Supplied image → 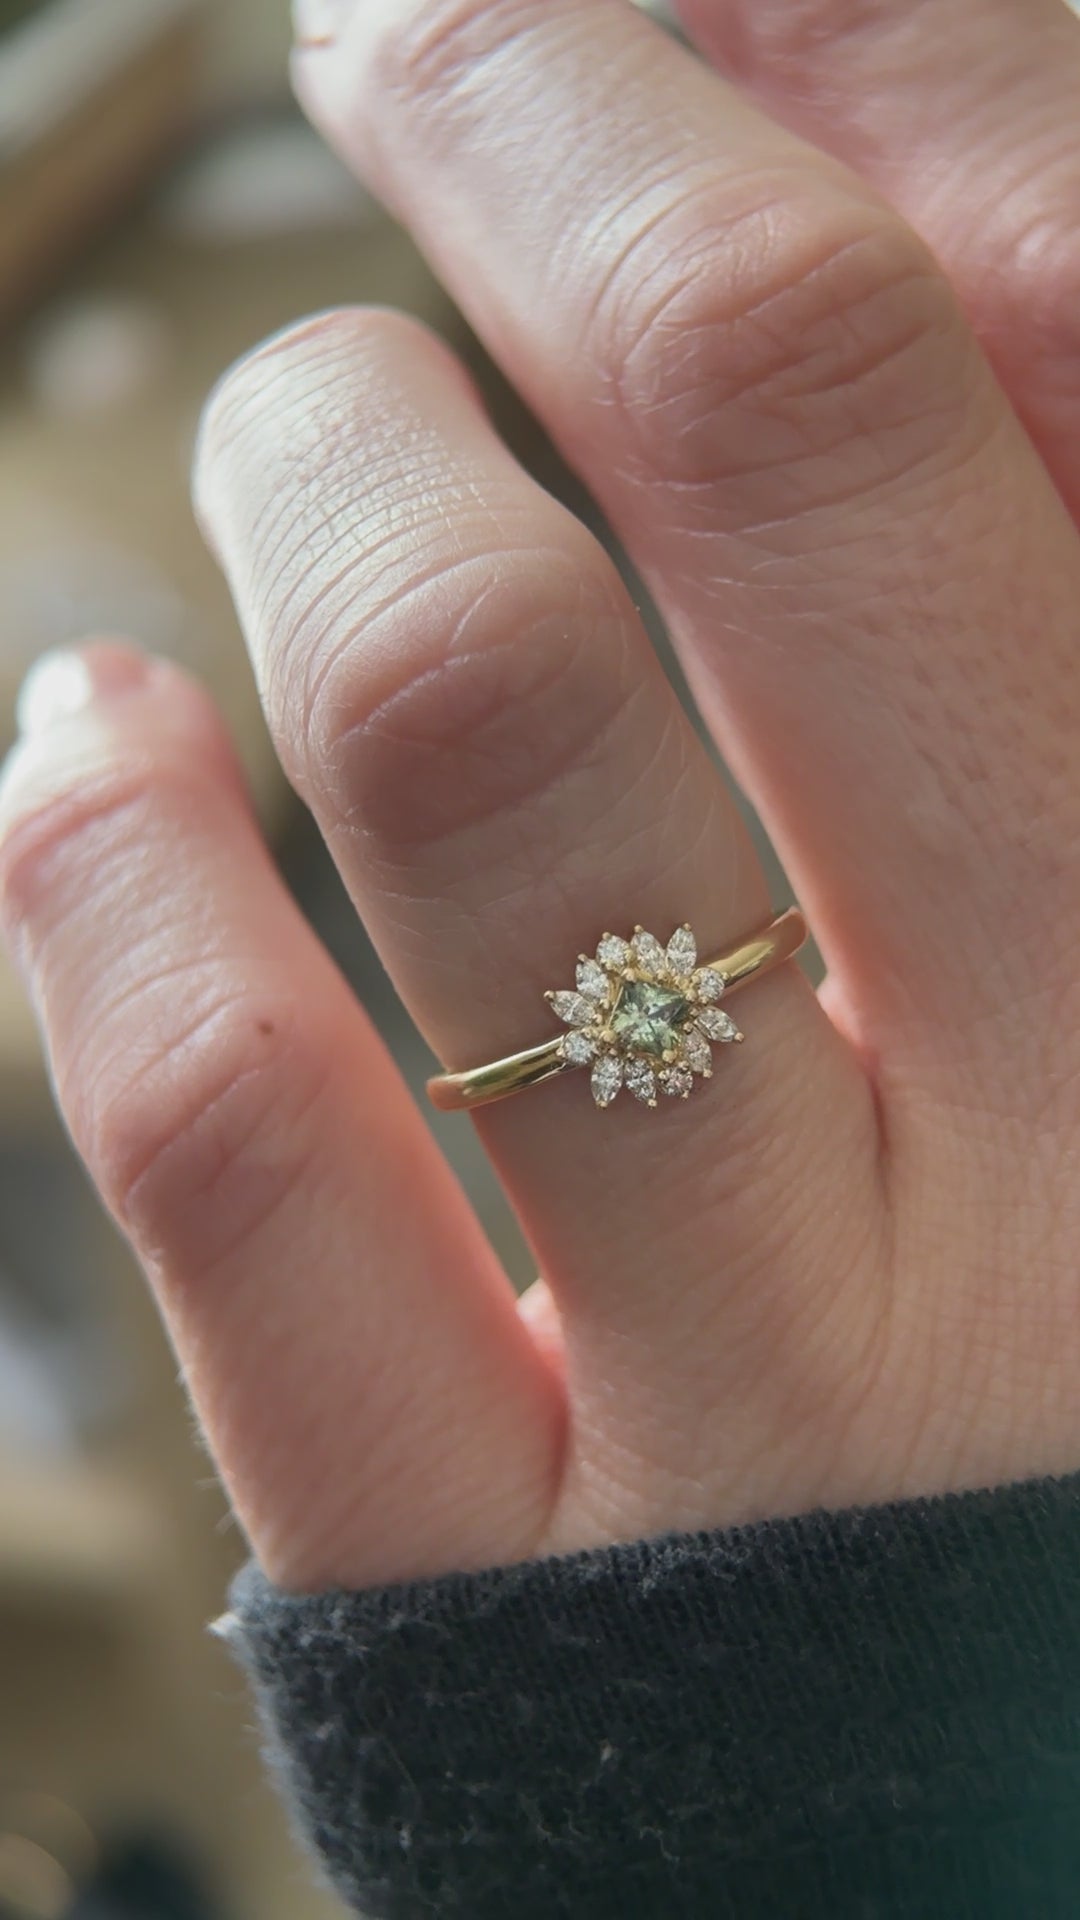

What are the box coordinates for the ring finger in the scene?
[195,309,874,1534]
[0,645,559,1590]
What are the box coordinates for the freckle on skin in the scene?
[257,1020,275,1036]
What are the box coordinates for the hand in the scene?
[4,0,1080,1593]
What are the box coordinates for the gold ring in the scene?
[427,907,808,1114]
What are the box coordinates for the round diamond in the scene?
[596,934,631,970]
[694,967,726,1005]
[561,1029,598,1066]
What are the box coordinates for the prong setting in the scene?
[545,923,749,1110]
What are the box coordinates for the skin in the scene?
[3,0,1080,1593]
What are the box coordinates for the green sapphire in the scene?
[610,979,694,1060]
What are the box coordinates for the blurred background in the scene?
[0,3,767,1917]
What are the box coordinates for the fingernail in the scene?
[16,646,146,738]
[292,0,344,47]
[17,652,96,736]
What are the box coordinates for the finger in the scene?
[0,642,560,1590]
[293,0,1080,1084]
[677,0,1080,519]
[194,310,878,1534]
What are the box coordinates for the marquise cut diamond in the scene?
[698,1006,741,1043]
[630,929,667,973]
[550,990,593,1027]
[682,1027,712,1075]
[625,1058,658,1106]
[666,925,697,977]
[576,957,610,1002]
[591,1055,624,1107]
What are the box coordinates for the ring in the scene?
[427,907,808,1114]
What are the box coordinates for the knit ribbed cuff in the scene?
[222,1475,1080,1919]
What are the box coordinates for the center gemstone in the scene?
[610,979,694,1059]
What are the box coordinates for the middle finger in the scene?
[295,0,1080,1096]
[196,308,873,1520]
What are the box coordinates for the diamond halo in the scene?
[546,924,743,1110]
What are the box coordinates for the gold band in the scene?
[427,907,807,1114]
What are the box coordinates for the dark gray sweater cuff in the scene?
[223,1474,1080,1919]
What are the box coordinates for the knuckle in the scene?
[301,538,635,850]
[587,177,968,493]
[1,711,238,940]
[372,0,533,114]
[194,307,452,558]
[78,987,317,1264]
[0,750,326,1274]
[1,761,165,935]
[714,0,895,78]
[195,308,371,479]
